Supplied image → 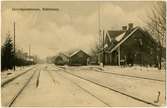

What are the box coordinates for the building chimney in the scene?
[128,23,133,30]
[122,26,127,31]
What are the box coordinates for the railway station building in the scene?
[99,23,161,66]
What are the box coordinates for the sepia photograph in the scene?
[1,0,166,107]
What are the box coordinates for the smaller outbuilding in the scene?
[54,53,69,65]
[69,50,90,66]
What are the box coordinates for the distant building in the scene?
[69,50,90,66]
[99,23,159,66]
[54,53,69,65]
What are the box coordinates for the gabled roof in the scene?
[115,32,126,42]
[103,27,140,53]
[99,26,157,54]
[107,27,139,53]
[104,30,127,52]
[70,50,81,57]
[107,30,126,42]
[70,50,90,57]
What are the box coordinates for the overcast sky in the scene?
[1,1,155,59]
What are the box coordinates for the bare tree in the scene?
[145,1,166,69]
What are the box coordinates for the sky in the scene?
[1,1,155,59]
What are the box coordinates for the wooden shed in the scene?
[69,50,90,66]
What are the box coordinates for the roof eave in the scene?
[108,27,139,54]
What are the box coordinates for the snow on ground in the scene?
[2,64,166,107]
[1,65,36,81]
[63,65,165,81]
[1,68,36,106]
[56,70,152,107]
[103,66,165,81]
[12,65,107,107]
[57,65,165,106]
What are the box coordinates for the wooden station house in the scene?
[99,23,159,66]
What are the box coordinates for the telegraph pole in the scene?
[98,2,101,47]
[29,44,31,57]
[98,1,104,67]
[13,22,16,71]
[103,30,105,67]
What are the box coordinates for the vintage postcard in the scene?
[1,1,166,107]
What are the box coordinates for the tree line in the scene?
[1,35,36,71]
[145,1,166,69]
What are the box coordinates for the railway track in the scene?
[5,65,161,107]
[61,67,164,82]
[92,68,165,82]
[55,67,159,107]
[50,70,110,106]
[1,66,35,87]
[47,70,59,85]
[5,69,37,107]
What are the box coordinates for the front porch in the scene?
[98,46,123,66]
